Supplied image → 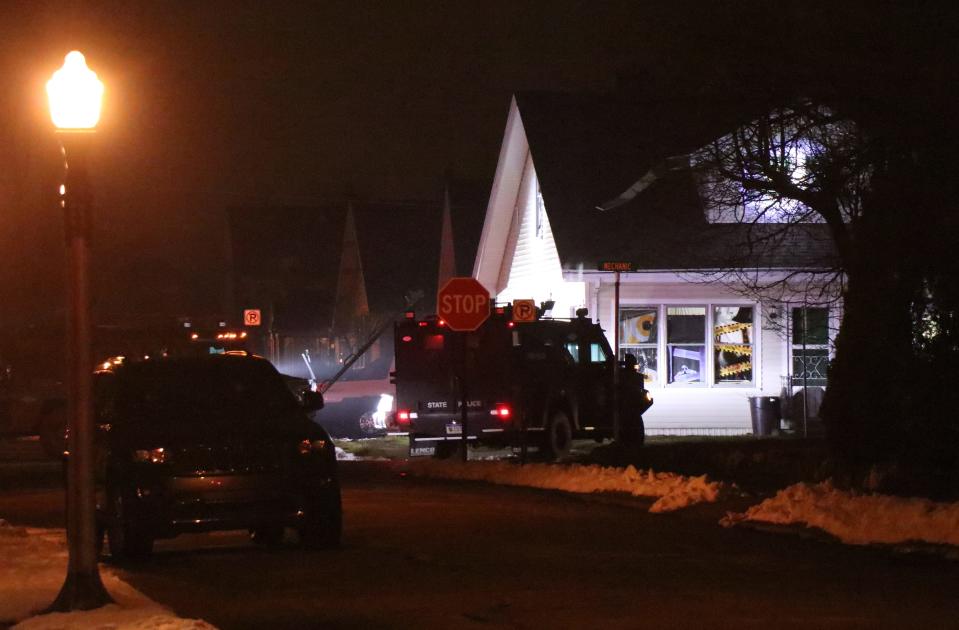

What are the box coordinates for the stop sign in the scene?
[437,277,491,331]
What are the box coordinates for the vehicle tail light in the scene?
[396,409,412,426]
[489,403,512,421]
[418,321,429,327]
[298,439,329,455]
[133,447,167,464]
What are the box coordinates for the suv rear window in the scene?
[109,358,302,437]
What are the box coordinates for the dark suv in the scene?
[93,354,340,560]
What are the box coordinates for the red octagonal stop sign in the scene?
[437,277,491,331]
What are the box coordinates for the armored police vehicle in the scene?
[392,306,652,459]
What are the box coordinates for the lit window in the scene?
[714,306,754,384]
[619,308,658,385]
[564,342,580,364]
[535,183,545,239]
[667,307,705,384]
[792,307,829,386]
[589,342,608,364]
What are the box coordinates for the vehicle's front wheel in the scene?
[432,441,465,460]
[542,409,572,461]
[106,491,153,562]
[299,485,342,549]
[618,391,647,447]
[619,412,646,447]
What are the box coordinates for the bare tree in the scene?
[687,102,869,313]
[684,96,959,465]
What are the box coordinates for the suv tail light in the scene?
[396,409,412,426]
[489,403,512,421]
[298,439,329,455]
[133,448,167,464]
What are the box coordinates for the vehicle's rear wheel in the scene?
[432,441,464,460]
[299,484,342,549]
[542,409,572,461]
[106,491,153,562]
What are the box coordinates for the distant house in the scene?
[473,93,839,434]
[227,194,484,382]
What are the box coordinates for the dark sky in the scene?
[0,1,951,326]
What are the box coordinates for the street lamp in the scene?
[46,50,113,612]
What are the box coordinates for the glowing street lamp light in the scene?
[45,50,112,612]
[47,51,104,130]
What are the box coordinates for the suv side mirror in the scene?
[300,389,324,412]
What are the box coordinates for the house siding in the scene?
[585,275,798,433]
[500,155,565,301]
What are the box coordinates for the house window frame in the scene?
[666,305,708,387]
[712,305,756,387]
[618,306,660,387]
[618,302,760,389]
[534,182,545,240]
[789,305,831,387]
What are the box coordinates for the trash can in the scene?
[748,396,781,436]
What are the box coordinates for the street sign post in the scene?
[243,309,262,326]
[437,277,491,461]
[598,262,633,441]
[437,277,491,331]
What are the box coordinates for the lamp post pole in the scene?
[46,51,112,612]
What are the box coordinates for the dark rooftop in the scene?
[227,191,486,333]
[515,91,838,270]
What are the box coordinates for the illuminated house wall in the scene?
[473,99,585,316]
[473,94,839,435]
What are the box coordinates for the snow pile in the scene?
[406,460,729,512]
[0,519,216,629]
[335,446,358,461]
[721,481,959,546]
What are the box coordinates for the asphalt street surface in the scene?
[2,441,959,629]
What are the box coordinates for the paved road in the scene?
[3,459,959,629]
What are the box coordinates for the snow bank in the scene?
[406,460,729,512]
[721,481,959,547]
[335,446,358,460]
[0,519,216,629]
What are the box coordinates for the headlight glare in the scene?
[133,447,167,464]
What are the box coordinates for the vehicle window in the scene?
[564,342,580,364]
[589,342,608,364]
[396,329,453,380]
[115,359,302,437]
[423,334,444,351]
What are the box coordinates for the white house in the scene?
[473,93,839,435]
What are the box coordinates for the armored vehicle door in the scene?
[572,326,615,429]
